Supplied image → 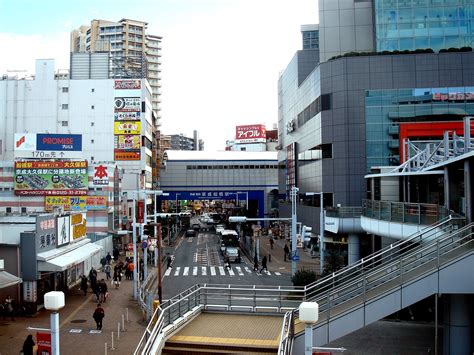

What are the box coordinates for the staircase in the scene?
[288,216,474,351]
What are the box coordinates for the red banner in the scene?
[37,331,51,354]
[137,201,144,223]
[235,124,266,143]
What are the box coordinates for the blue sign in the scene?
[291,254,300,261]
[37,134,82,151]
[141,241,148,249]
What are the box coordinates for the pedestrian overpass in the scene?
[134,215,474,354]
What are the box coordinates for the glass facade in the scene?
[375,0,474,52]
[365,86,474,171]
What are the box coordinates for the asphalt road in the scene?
[162,224,293,299]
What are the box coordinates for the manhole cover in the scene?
[71,319,87,324]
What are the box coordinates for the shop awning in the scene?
[0,270,22,289]
[38,242,102,272]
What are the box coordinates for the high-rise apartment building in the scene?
[70,18,162,118]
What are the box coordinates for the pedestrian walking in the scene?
[80,275,88,296]
[284,244,290,262]
[104,264,112,280]
[106,252,112,265]
[224,255,231,269]
[166,255,173,269]
[99,279,108,303]
[22,334,35,355]
[92,303,105,330]
[113,247,120,262]
[113,271,121,289]
[253,255,259,272]
[128,261,135,280]
[259,256,268,274]
[100,256,107,271]
[4,295,14,321]
[89,267,98,292]
[269,237,274,250]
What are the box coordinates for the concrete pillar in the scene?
[443,294,472,355]
[347,234,360,265]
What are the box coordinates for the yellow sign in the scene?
[45,196,107,211]
[70,213,87,241]
[114,121,141,135]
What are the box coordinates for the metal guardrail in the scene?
[325,207,362,218]
[135,215,473,354]
[362,199,452,225]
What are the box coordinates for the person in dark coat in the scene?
[22,334,35,355]
[106,252,112,265]
[260,256,268,274]
[80,275,88,296]
[253,255,259,271]
[283,244,290,262]
[113,248,120,261]
[93,303,105,330]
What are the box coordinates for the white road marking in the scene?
[235,266,244,276]
[275,272,281,276]
[193,267,198,276]
[219,266,225,275]
[201,266,207,276]
[183,267,189,276]
[174,267,181,276]
[210,266,216,276]
[244,266,252,273]
[164,268,172,276]
[228,268,235,276]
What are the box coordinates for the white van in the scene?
[219,229,239,254]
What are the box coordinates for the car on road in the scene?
[215,224,225,235]
[185,229,196,238]
[224,246,241,263]
[192,223,200,231]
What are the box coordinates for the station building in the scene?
[159,150,279,219]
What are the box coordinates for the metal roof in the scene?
[163,150,277,161]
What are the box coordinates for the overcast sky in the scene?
[0,0,318,150]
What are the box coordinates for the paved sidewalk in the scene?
[0,266,146,355]
[258,235,320,275]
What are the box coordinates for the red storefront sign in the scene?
[137,201,144,223]
[235,124,267,143]
[37,331,51,354]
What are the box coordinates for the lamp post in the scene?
[290,186,299,276]
[306,192,325,275]
[44,291,65,355]
[299,301,319,355]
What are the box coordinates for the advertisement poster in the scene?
[70,213,87,242]
[14,133,83,159]
[57,215,71,246]
[114,135,141,150]
[14,161,88,196]
[235,124,267,143]
[93,165,109,186]
[113,121,141,135]
[37,332,51,354]
[36,215,57,252]
[114,111,141,121]
[44,196,107,212]
[114,150,140,161]
[114,79,141,90]
[114,97,141,112]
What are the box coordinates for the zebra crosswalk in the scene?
[164,265,283,277]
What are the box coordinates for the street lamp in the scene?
[306,192,325,275]
[299,301,319,355]
[44,291,65,355]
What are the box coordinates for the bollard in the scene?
[122,315,125,331]
[111,332,115,350]
[105,343,107,355]
[126,307,129,322]
[117,322,121,340]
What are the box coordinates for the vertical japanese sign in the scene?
[36,215,57,252]
[114,80,142,161]
[137,200,144,224]
[36,332,52,354]
[57,216,71,246]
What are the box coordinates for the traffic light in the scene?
[143,224,155,238]
[302,225,312,245]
